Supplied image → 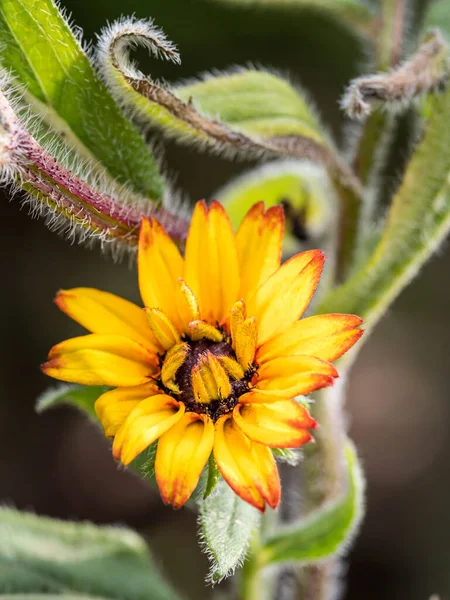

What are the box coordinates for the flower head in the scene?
[42,201,363,511]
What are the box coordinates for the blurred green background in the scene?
[0,0,449,598]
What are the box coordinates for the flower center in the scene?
[159,335,256,422]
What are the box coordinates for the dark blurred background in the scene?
[0,0,449,598]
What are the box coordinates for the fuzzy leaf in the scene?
[96,20,344,169]
[96,17,361,270]
[272,448,301,466]
[129,441,158,483]
[213,0,376,38]
[215,160,335,254]
[175,70,327,145]
[318,80,450,337]
[0,508,181,600]
[260,440,364,565]
[35,384,108,421]
[0,0,164,198]
[200,478,261,582]
[203,455,221,499]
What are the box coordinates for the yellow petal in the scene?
[233,400,316,448]
[214,415,280,511]
[257,313,363,364]
[247,250,325,345]
[156,413,214,509]
[42,334,157,386]
[113,395,184,465]
[145,308,180,350]
[188,320,223,342]
[207,352,232,399]
[176,279,200,332]
[184,201,239,324]
[255,355,338,397]
[236,202,284,301]
[234,316,258,371]
[230,299,246,351]
[138,218,184,330]
[192,352,232,403]
[183,201,208,316]
[161,342,189,393]
[239,390,292,404]
[55,288,159,352]
[218,356,245,381]
[95,382,160,437]
[191,365,211,404]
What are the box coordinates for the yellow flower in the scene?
[42,201,363,511]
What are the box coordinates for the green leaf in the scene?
[272,448,301,466]
[0,508,181,600]
[96,17,361,272]
[129,441,158,484]
[203,455,221,499]
[215,160,335,254]
[318,80,450,337]
[175,70,327,145]
[260,440,364,565]
[0,0,164,198]
[35,384,108,422]
[423,1,450,41]
[200,479,261,582]
[213,0,376,38]
[96,21,343,168]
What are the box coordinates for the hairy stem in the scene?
[296,379,348,600]
[238,533,267,600]
[351,0,406,240]
[0,88,188,246]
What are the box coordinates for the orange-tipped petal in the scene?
[161,342,189,393]
[138,218,184,330]
[42,334,157,386]
[95,382,160,437]
[236,202,284,301]
[184,201,239,324]
[255,355,338,397]
[54,288,159,352]
[156,413,214,509]
[257,313,364,364]
[113,395,184,465]
[214,415,280,511]
[233,400,316,448]
[247,250,325,345]
[145,308,180,350]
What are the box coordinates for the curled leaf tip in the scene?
[342,31,450,119]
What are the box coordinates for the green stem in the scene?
[377,0,406,71]
[296,378,348,600]
[352,0,406,246]
[238,533,266,600]
[330,170,363,282]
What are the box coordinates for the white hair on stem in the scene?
[341,31,450,120]
[0,70,189,257]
